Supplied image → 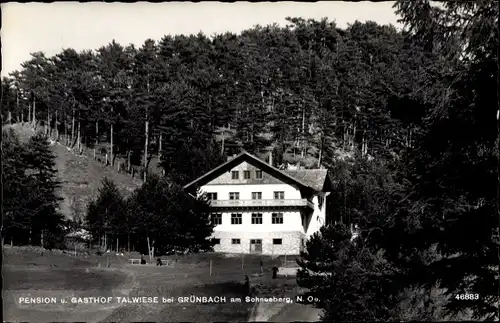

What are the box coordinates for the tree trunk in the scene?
[116,237,119,253]
[55,110,59,141]
[147,236,151,263]
[110,107,114,167]
[28,103,31,124]
[94,120,99,159]
[46,108,50,135]
[144,119,149,168]
[158,133,162,162]
[32,96,36,128]
[65,111,69,146]
[496,1,500,318]
[41,230,44,248]
[317,134,323,168]
[301,105,305,158]
[128,151,131,172]
[221,129,225,156]
[16,90,20,123]
[127,232,130,252]
[77,120,81,152]
[71,109,75,147]
[7,111,12,124]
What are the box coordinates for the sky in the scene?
[1,1,401,77]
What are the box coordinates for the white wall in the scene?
[212,211,303,233]
[199,183,302,200]
[305,193,329,238]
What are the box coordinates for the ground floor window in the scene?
[212,238,220,245]
[231,238,241,244]
[273,238,282,245]
[250,239,263,253]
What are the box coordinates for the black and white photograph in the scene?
[1,1,499,322]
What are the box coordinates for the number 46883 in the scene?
[455,294,479,300]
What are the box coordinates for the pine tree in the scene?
[85,178,126,250]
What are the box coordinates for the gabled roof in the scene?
[183,151,331,193]
[283,169,332,192]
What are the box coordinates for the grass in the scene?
[3,246,303,322]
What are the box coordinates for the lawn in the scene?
[3,246,303,322]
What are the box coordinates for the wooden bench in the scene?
[157,259,175,267]
[128,258,174,266]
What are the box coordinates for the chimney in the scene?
[268,150,273,166]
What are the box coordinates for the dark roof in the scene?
[183,151,316,192]
[284,169,331,192]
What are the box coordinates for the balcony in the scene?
[209,199,314,210]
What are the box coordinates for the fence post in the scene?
[210,260,212,276]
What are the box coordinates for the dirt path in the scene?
[89,268,139,323]
[249,300,322,322]
[269,303,322,322]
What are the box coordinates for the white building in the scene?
[183,151,333,255]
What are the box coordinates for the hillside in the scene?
[5,123,142,220]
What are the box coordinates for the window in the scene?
[229,192,240,200]
[243,170,251,179]
[231,213,242,225]
[274,191,285,199]
[251,213,263,224]
[231,238,241,245]
[231,170,239,179]
[212,238,221,245]
[255,170,263,179]
[272,213,284,224]
[251,192,262,200]
[211,213,222,225]
[207,192,218,200]
[273,239,282,245]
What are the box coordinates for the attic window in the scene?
[255,170,263,179]
[231,171,239,179]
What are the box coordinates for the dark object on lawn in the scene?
[272,265,279,279]
[140,255,146,265]
[260,259,263,274]
[244,275,250,295]
[156,258,163,266]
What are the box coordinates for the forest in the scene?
[1,0,499,321]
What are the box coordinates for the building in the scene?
[183,151,333,255]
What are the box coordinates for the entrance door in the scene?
[250,239,262,253]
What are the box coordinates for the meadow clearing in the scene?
[3,246,321,322]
